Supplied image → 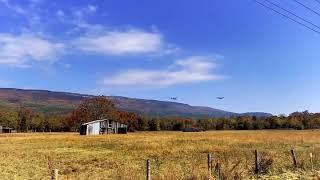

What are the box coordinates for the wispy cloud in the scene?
[87,4,97,13]
[0,0,26,14]
[73,4,98,20]
[56,10,64,17]
[59,4,176,55]
[0,79,11,87]
[0,33,65,67]
[101,56,225,88]
[0,0,44,30]
[73,28,174,55]
[1,1,176,57]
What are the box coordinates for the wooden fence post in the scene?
[52,169,58,180]
[207,154,212,171]
[215,162,221,180]
[255,149,259,174]
[310,153,314,171]
[210,155,213,174]
[291,149,298,169]
[146,159,151,180]
[207,154,212,178]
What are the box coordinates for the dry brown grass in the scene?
[0,130,320,179]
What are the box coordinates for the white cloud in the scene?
[0,0,26,14]
[0,33,65,67]
[29,0,42,3]
[72,4,97,20]
[56,10,64,17]
[73,29,174,55]
[0,0,44,29]
[101,56,225,87]
[1,1,174,57]
[88,4,97,13]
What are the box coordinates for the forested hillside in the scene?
[0,88,271,117]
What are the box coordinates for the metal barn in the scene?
[80,119,127,135]
[0,126,13,133]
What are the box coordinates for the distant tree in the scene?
[66,96,117,130]
[65,96,141,131]
[267,116,283,129]
[148,117,160,131]
[137,116,149,131]
[236,116,253,130]
[17,108,34,132]
[0,109,18,129]
[310,113,320,129]
[114,110,140,132]
[285,112,303,129]
[29,113,43,132]
[172,121,184,131]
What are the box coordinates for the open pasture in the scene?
[0,130,320,179]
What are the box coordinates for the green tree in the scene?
[148,118,160,131]
[18,108,34,132]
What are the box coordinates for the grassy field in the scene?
[0,131,319,180]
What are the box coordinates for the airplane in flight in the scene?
[216,97,225,100]
[170,97,178,101]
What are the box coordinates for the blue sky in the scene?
[0,0,319,115]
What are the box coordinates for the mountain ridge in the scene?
[0,88,272,117]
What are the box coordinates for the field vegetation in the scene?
[0,130,319,179]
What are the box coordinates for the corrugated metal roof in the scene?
[82,119,128,126]
[0,126,13,130]
[82,119,110,125]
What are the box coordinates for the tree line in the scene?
[0,107,69,132]
[0,97,320,132]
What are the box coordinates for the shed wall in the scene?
[86,122,101,135]
[82,119,127,135]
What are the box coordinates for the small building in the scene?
[0,126,13,133]
[182,127,205,132]
[80,119,127,135]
